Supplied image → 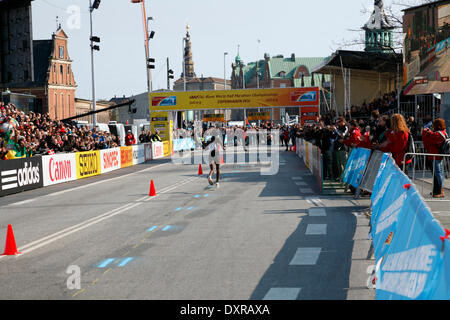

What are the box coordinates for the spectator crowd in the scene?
[0,102,123,160]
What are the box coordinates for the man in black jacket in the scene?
[332,118,349,181]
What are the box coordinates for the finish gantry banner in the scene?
[150,87,320,111]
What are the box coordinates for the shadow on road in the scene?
[249,206,365,300]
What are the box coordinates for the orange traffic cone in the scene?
[2,224,21,256]
[149,180,156,196]
[198,164,203,175]
[293,145,296,152]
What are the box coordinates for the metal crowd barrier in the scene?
[355,150,386,198]
[403,152,450,201]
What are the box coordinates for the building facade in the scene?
[231,53,329,121]
[0,0,34,86]
[0,1,77,121]
[75,98,112,124]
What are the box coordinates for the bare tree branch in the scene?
[332,0,440,52]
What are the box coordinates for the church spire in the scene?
[182,24,196,79]
[363,0,395,52]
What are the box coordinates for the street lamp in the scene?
[89,0,101,127]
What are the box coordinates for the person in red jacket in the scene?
[358,125,372,149]
[378,114,410,170]
[125,130,136,146]
[343,119,362,148]
[422,118,447,198]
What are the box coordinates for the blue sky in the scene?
[31,0,387,100]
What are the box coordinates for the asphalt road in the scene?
[0,147,374,300]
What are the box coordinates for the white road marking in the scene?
[306,197,323,207]
[47,163,167,197]
[289,248,321,265]
[263,288,301,300]
[0,176,198,260]
[291,177,303,180]
[5,199,36,207]
[308,207,326,217]
[300,188,314,194]
[305,224,327,235]
[295,181,307,186]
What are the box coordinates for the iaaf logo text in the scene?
[1,162,40,191]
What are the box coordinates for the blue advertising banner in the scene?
[342,148,357,183]
[173,138,196,151]
[368,153,450,300]
[342,148,371,188]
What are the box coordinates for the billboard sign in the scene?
[150,87,320,111]
[42,153,77,186]
[76,151,101,179]
[0,157,43,197]
[403,1,450,94]
[100,148,121,174]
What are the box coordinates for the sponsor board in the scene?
[150,87,320,111]
[76,151,101,179]
[203,114,225,122]
[42,153,77,186]
[144,143,152,161]
[300,106,319,125]
[152,142,164,159]
[248,112,270,121]
[132,145,146,165]
[0,156,43,196]
[100,148,121,174]
[120,146,133,168]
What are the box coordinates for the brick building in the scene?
[8,26,77,120]
[0,0,77,120]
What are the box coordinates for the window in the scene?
[59,46,64,59]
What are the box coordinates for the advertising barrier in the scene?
[163,141,171,157]
[100,148,121,174]
[342,147,372,188]
[296,138,322,193]
[144,143,152,162]
[336,148,450,299]
[173,139,195,152]
[42,153,77,186]
[1,143,157,197]
[120,146,133,168]
[0,156,43,196]
[369,156,449,300]
[152,142,164,159]
[132,144,146,165]
[76,150,101,179]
